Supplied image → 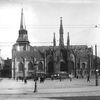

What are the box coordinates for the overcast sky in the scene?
[0,0,100,59]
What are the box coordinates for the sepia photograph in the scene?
[0,0,100,100]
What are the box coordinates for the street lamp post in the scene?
[13,58,16,79]
[87,53,90,81]
[95,44,98,86]
[73,49,77,78]
[34,62,38,93]
[44,51,46,73]
[74,54,77,78]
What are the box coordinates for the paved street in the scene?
[0,78,100,100]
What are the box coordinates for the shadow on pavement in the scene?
[46,96,100,100]
[0,79,3,81]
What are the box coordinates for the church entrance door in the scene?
[48,61,54,75]
[60,61,66,71]
[69,61,74,74]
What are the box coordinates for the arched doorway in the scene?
[48,61,54,75]
[18,62,25,79]
[60,61,66,71]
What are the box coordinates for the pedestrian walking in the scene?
[51,75,54,80]
[40,76,44,83]
[59,75,62,82]
[16,77,18,81]
[69,73,73,81]
[24,78,27,84]
[87,75,90,82]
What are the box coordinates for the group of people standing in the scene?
[16,73,90,84]
[38,75,45,83]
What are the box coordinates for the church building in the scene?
[12,9,94,79]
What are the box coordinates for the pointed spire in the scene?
[53,32,56,47]
[20,8,26,30]
[60,17,62,25]
[17,8,29,44]
[59,17,64,47]
[67,32,70,47]
[60,17,63,32]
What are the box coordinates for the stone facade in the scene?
[12,9,94,79]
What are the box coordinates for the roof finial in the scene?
[59,17,64,47]
[53,32,56,47]
[60,17,62,24]
[60,17,62,20]
[67,32,70,47]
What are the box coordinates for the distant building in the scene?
[12,9,94,79]
[0,56,4,77]
[1,58,11,78]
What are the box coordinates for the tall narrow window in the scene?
[18,62,24,72]
[38,62,43,71]
[28,62,33,70]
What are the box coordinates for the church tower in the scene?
[12,9,33,79]
[59,17,64,47]
[17,8,29,45]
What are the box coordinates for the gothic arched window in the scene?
[28,62,33,70]
[38,62,43,71]
[82,63,85,69]
[18,62,24,72]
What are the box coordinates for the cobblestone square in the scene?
[0,78,100,100]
